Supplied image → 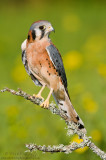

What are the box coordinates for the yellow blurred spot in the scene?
[63,14,81,32]
[72,135,88,153]
[83,95,98,113]
[73,83,85,95]
[91,130,102,142]
[84,35,105,53]
[17,127,28,139]
[98,64,106,78]
[37,127,47,136]
[6,105,19,117]
[11,64,26,82]
[64,51,83,70]
[25,116,32,125]
[10,124,28,139]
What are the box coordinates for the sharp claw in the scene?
[40,100,49,108]
[33,94,44,100]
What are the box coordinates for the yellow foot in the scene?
[33,94,44,100]
[40,100,49,108]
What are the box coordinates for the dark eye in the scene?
[39,25,45,30]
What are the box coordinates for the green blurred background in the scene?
[0,0,106,159]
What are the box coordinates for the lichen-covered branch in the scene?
[25,139,106,160]
[0,88,83,137]
[25,139,89,153]
[87,141,106,160]
[1,87,106,160]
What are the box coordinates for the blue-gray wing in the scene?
[46,44,67,88]
[22,50,42,86]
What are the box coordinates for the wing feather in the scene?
[21,40,42,86]
[46,44,67,88]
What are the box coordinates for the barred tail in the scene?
[52,89,86,134]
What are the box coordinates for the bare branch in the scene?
[1,87,106,160]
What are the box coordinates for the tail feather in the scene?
[52,89,86,134]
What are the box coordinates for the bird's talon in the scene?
[40,100,49,108]
[33,94,44,100]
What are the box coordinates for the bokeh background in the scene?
[0,0,106,159]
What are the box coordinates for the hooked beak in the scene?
[47,25,55,33]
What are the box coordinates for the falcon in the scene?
[21,20,86,133]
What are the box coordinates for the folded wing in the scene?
[21,40,42,86]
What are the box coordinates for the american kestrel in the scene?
[21,20,86,133]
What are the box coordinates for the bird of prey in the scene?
[21,20,86,133]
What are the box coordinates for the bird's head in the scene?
[27,20,54,42]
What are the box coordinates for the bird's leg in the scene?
[33,85,45,99]
[40,88,53,108]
